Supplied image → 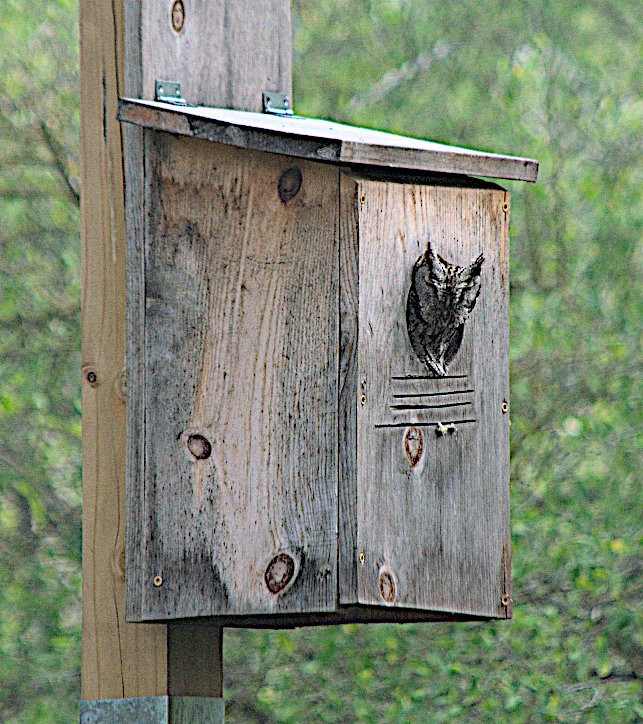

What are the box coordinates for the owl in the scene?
[406,241,484,376]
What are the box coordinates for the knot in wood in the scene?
[187,434,212,460]
[171,0,185,33]
[277,167,302,203]
[264,553,295,594]
[379,569,396,603]
[403,426,424,468]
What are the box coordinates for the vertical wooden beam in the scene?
[80,0,168,702]
[80,0,292,718]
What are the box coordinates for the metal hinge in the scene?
[262,92,293,116]
[155,80,187,106]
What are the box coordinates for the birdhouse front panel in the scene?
[128,133,341,621]
[345,176,511,619]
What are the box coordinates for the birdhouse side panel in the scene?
[128,134,340,621]
[354,179,511,618]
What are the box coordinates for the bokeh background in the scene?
[0,0,640,721]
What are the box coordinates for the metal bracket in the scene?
[80,696,224,723]
[155,80,188,106]
[262,92,293,116]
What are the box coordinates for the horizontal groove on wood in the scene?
[355,178,510,618]
[374,418,478,429]
[390,401,472,410]
[392,388,475,398]
[392,374,468,380]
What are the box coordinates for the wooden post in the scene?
[79,0,292,719]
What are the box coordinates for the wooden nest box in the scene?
[118,97,537,626]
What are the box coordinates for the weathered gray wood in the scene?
[338,176,360,604]
[127,0,291,110]
[118,99,539,182]
[353,179,511,618]
[79,696,225,724]
[127,135,339,621]
[80,0,171,700]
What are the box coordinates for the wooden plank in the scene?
[117,99,539,182]
[354,179,511,618]
[338,175,359,603]
[80,0,168,699]
[127,137,339,621]
[139,0,291,109]
[84,0,293,704]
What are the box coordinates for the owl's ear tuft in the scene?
[458,253,484,308]
[426,243,447,283]
[460,253,484,281]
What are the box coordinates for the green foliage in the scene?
[0,1,80,721]
[0,0,640,721]
[225,1,641,721]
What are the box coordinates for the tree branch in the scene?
[38,119,80,207]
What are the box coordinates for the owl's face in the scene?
[417,247,483,321]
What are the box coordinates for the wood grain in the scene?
[338,175,360,604]
[80,0,168,700]
[138,0,291,109]
[84,0,294,702]
[127,137,340,621]
[353,178,511,618]
[118,99,539,182]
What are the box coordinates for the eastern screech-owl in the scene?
[406,241,484,377]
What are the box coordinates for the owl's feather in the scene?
[406,242,483,376]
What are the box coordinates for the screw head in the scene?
[86,370,98,386]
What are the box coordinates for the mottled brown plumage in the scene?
[406,241,484,376]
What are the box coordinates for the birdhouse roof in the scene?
[118,98,538,182]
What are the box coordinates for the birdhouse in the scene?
[118,96,537,626]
